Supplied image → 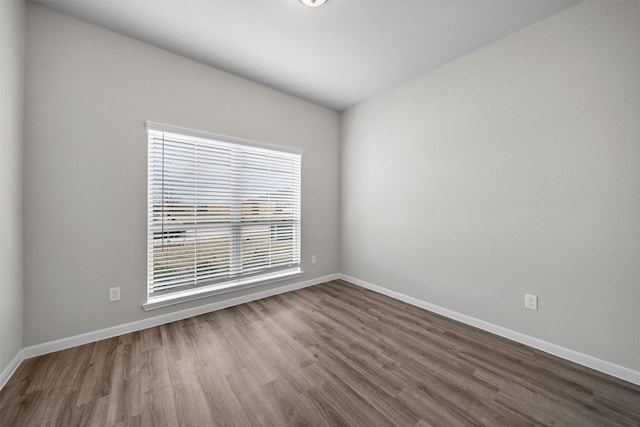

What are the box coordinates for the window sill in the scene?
[143,268,303,311]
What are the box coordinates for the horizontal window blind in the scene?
[147,126,301,300]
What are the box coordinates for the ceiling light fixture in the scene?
[300,0,326,7]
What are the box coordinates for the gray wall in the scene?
[340,1,640,371]
[0,0,25,374]
[24,4,340,346]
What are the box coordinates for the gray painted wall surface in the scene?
[340,1,640,371]
[0,0,25,374]
[23,4,340,346]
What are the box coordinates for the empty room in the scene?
[1,0,639,425]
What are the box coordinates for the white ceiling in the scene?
[33,0,579,111]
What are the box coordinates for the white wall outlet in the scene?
[109,287,121,302]
[525,294,538,310]
[311,255,317,264]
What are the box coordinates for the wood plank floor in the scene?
[1,280,639,426]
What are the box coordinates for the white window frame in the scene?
[144,122,303,310]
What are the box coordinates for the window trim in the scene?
[144,121,303,310]
[143,268,303,311]
[146,122,303,156]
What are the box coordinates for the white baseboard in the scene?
[339,273,640,386]
[4,272,638,390]
[0,349,25,390]
[1,273,338,390]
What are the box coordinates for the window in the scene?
[145,122,302,309]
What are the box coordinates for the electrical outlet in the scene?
[109,287,121,302]
[312,255,317,264]
[525,294,537,311]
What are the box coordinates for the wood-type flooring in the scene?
[1,280,639,426]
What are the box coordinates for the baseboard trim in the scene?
[14,273,337,367]
[339,273,640,386]
[4,272,638,390]
[0,349,25,390]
